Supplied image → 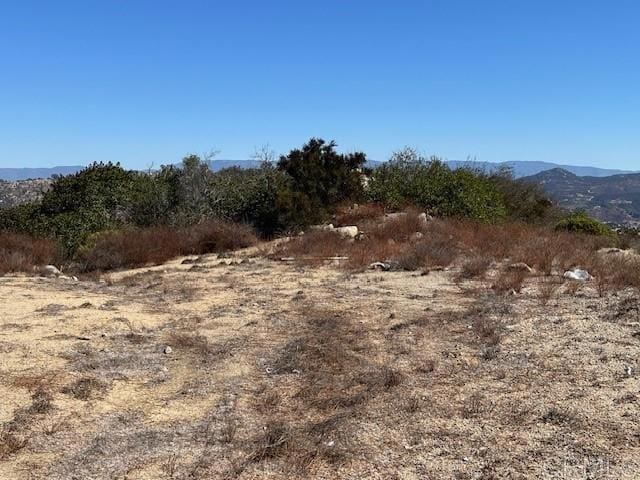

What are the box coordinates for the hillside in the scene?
[0,179,51,209]
[0,167,84,182]
[523,168,640,225]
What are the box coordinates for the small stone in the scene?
[164,346,173,355]
[369,262,391,271]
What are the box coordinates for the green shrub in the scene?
[206,164,295,236]
[554,211,613,236]
[367,148,506,222]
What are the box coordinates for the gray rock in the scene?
[563,268,591,281]
[163,346,173,355]
[41,265,62,277]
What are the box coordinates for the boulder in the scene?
[40,265,62,278]
[335,226,359,239]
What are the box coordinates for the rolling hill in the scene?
[446,160,635,178]
[522,168,640,225]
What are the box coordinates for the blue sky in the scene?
[1,1,639,169]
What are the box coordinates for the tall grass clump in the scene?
[0,233,59,275]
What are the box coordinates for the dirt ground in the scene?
[1,246,639,479]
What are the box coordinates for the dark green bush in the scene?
[367,148,507,222]
[277,138,366,226]
[206,164,294,236]
[554,211,613,236]
[487,167,557,223]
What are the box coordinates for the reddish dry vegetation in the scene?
[277,208,640,293]
[79,220,257,272]
[0,232,59,275]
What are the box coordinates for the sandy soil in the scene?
[1,248,639,479]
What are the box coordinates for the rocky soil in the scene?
[1,247,639,479]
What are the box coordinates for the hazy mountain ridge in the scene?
[446,160,635,178]
[522,168,640,225]
[1,160,634,181]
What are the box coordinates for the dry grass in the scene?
[3,213,640,479]
[538,277,563,305]
[457,256,493,281]
[1,387,54,460]
[491,269,528,293]
[333,203,385,226]
[225,308,405,477]
[0,232,59,275]
[61,377,108,401]
[276,207,619,278]
[80,220,257,272]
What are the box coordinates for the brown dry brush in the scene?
[0,232,60,275]
[228,309,403,477]
[0,386,54,460]
[277,209,621,278]
[80,219,257,272]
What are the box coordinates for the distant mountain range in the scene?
[0,166,84,181]
[445,160,635,178]
[522,168,640,225]
[1,160,635,181]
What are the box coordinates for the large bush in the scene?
[555,211,613,236]
[277,138,366,225]
[367,148,507,222]
[0,162,162,256]
[206,164,294,236]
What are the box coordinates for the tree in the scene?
[277,138,366,224]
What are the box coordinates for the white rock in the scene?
[410,232,424,241]
[369,262,391,271]
[163,346,173,354]
[335,226,359,238]
[563,268,591,281]
[418,212,433,223]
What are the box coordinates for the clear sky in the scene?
[1,1,639,169]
